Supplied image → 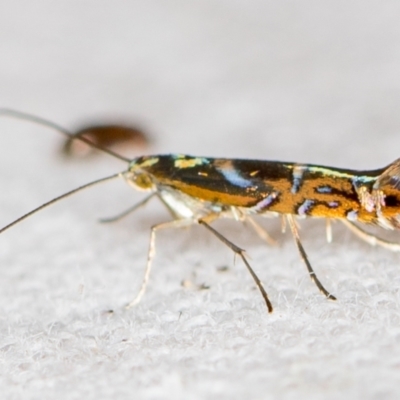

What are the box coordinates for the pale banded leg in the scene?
[281,215,287,233]
[99,193,156,223]
[287,214,336,300]
[341,219,400,252]
[245,216,277,246]
[199,219,273,312]
[126,218,194,309]
[326,219,333,243]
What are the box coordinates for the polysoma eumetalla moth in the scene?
[2,108,400,313]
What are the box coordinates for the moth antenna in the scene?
[0,108,131,163]
[0,172,122,236]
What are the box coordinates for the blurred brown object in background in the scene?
[62,124,150,158]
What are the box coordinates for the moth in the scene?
[2,108,400,312]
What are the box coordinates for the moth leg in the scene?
[286,214,336,300]
[341,219,400,252]
[199,219,273,313]
[245,216,277,246]
[281,215,287,233]
[326,218,333,243]
[126,218,193,309]
[99,193,156,223]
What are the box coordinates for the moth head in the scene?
[124,156,160,191]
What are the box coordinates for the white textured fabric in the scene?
[1,1,400,399]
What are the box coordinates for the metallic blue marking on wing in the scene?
[316,186,333,194]
[217,167,254,188]
[253,192,279,212]
[328,201,339,208]
[291,165,305,194]
[297,199,315,216]
[351,175,376,187]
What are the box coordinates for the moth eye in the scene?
[134,173,154,190]
[125,170,154,190]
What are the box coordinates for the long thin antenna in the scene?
[0,108,131,163]
[0,172,122,236]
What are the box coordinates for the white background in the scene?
[1,1,400,399]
